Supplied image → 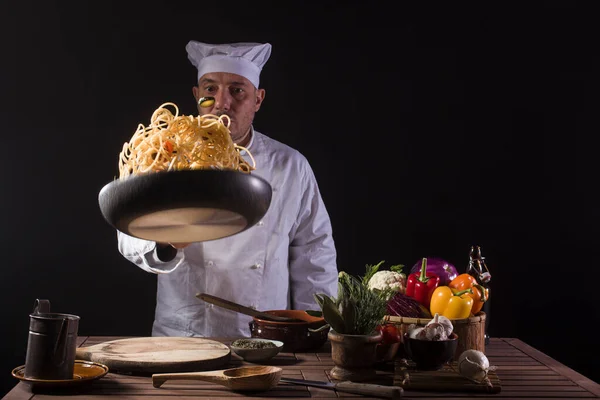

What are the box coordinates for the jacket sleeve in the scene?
[117,231,185,274]
[288,162,339,310]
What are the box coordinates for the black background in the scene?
[1,1,598,396]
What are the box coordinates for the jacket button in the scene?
[251,263,262,269]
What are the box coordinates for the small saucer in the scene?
[12,360,109,387]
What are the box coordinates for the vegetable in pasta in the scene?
[118,102,255,179]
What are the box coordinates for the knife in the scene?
[280,377,403,399]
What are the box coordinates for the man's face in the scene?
[192,72,265,144]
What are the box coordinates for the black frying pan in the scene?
[98,169,272,243]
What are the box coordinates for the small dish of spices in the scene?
[230,338,284,362]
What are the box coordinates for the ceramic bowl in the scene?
[229,338,284,362]
[249,310,329,352]
[403,332,458,370]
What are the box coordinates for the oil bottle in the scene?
[467,245,491,344]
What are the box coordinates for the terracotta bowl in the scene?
[249,310,329,352]
[403,332,458,370]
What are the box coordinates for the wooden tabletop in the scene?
[3,336,599,399]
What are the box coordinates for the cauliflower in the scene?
[367,270,406,294]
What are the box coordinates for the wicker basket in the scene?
[386,312,486,360]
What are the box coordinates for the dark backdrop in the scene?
[1,1,598,396]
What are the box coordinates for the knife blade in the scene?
[280,377,403,399]
[196,293,300,322]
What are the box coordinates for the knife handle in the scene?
[334,381,403,399]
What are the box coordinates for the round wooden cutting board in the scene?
[75,337,231,374]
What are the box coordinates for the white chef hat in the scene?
[186,41,272,89]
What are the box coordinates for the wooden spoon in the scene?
[152,365,282,391]
[196,293,303,322]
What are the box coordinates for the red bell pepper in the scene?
[405,258,440,309]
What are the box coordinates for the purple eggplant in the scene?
[409,257,458,286]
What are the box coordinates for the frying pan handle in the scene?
[335,381,403,399]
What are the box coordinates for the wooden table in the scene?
[4,336,599,399]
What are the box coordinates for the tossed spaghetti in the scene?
[118,102,255,179]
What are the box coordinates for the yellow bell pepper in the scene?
[429,286,474,319]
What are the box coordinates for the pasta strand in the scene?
[118,103,255,179]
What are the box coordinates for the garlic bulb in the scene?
[416,313,453,341]
[407,314,455,341]
[431,314,453,337]
[417,323,446,340]
[457,349,497,382]
[407,324,424,339]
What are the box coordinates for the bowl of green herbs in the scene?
[229,338,284,362]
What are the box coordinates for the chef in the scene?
[117,40,339,337]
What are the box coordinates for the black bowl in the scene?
[403,332,458,370]
[98,169,272,243]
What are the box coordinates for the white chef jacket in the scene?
[117,129,338,337]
